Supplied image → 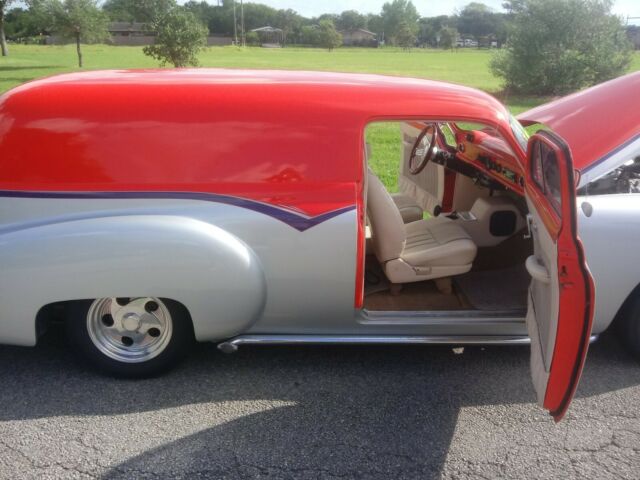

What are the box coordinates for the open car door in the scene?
[524,130,595,422]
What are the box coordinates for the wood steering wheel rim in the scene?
[409,124,438,175]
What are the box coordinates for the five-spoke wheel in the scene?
[66,297,193,377]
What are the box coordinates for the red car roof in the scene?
[1,68,513,128]
[517,71,640,172]
[0,69,519,218]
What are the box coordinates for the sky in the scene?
[216,0,640,22]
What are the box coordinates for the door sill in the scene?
[360,308,527,325]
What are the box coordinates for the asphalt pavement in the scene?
[0,329,639,479]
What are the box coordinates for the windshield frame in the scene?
[509,114,529,152]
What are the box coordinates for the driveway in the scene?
[0,330,638,479]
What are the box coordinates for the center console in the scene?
[452,196,525,247]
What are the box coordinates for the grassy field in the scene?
[6,44,640,109]
[2,44,639,191]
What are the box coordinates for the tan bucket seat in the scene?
[367,170,477,285]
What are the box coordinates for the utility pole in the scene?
[233,0,238,45]
[240,0,246,47]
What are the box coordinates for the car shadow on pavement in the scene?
[0,330,638,478]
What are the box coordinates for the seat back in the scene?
[366,170,406,262]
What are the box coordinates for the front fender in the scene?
[0,215,266,345]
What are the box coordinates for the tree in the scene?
[381,0,418,45]
[439,26,458,49]
[245,30,259,46]
[396,21,416,49]
[102,0,176,23]
[318,19,341,51]
[274,8,302,45]
[418,15,454,47]
[47,0,110,67]
[300,24,320,45]
[457,2,497,39]
[490,0,632,95]
[0,0,16,55]
[336,10,367,31]
[366,13,384,39]
[5,0,51,42]
[143,7,207,67]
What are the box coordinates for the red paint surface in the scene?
[0,69,520,308]
[525,132,594,422]
[442,170,457,212]
[518,71,640,172]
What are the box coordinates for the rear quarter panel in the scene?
[0,197,358,345]
[577,193,640,333]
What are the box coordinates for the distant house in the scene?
[110,22,147,37]
[108,21,232,46]
[340,28,377,47]
[108,22,151,46]
[250,26,284,47]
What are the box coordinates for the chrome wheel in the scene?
[86,297,173,363]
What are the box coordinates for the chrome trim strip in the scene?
[217,334,598,351]
[359,309,526,325]
[217,334,532,351]
[362,309,527,319]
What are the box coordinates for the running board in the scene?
[216,334,534,353]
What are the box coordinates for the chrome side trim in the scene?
[359,308,526,326]
[217,334,598,352]
[217,334,531,352]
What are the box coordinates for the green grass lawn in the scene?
[3,44,638,113]
[2,44,639,190]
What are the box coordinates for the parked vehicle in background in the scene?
[0,69,638,421]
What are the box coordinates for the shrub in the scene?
[143,7,207,67]
[491,0,632,95]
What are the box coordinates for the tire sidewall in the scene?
[66,298,194,377]
[615,295,640,359]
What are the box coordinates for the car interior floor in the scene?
[364,255,470,311]
[363,230,532,312]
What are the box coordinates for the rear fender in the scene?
[0,215,266,345]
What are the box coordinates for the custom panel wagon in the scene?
[1,69,639,420]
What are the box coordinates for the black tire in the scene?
[614,294,640,359]
[65,298,194,377]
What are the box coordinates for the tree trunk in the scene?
[76,33,82,68]
[0,9,8,57]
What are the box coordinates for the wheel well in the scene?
[35,298,194,340]
[611,281,640,328]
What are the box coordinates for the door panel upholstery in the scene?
[400,123,444,215]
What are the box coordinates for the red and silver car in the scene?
[0,69,638,420]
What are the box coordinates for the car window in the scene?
[531,141,562,215]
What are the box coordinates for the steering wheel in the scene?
[409,124,439,175]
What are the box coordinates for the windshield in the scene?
[510,115,529,152]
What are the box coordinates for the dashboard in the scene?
[452,128,525,194]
